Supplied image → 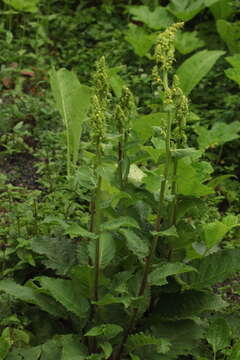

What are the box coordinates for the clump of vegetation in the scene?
[0,1,240,360]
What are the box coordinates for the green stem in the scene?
[170,157,178,226]
[113,71,172,360]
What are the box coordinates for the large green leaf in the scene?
[151,320,204,360]
[176,157,214,197]
[217,20,240,53]
[201,215,239,248]
[61,335,86,360]
[125,24,158,57]
[206,319,231,354]
[154,290,226,320]
[149,262,197,286]
[175,31,205,55]
[168,0,205,21]
[119,229,149,260]
[229,339,240,360]
[88,232,116,269]
[100,217,139,232]
[3,0,40,12]
[35,277,89,318]
[210,0,234,19]
[31,236,77,275]
[182,249,240,289]
[176,50,225,95]
[85,324,123,339]
[128,6,174,30]
[225,54,240,86]
[127,333,170,354]
[195,121,240,150]
[0,280,66,318]
[133,112,167,143]
[50,68,92,174]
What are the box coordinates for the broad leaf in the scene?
[50,68,92,174]
[225,54,240,86]
[175,31,205,55]
[125,24,158,57]
[61,335,86,360]
[128,6,174,30]
[3,0,40,12]
[217,20,240,53]
[149,262,197,286]
[154,290,226,320]
[127,333,170,354]
[195,121,240,150]
[168,0,205,21]
[151,320,204,359]
[177,157,214,197]
[85,324,123,339]
[35,277,89,318]
[206,319,231,354]
[229,339,240,360]
[176,50,225,95]
[133,112,167,143]
[100,217,139,231]
[0,280,66,318]
[88,232,116,269]
[210,0,234,19]
[182,249,240,289]
[107,67,125,98]
[31,236,77,275]
[120,229,149,260]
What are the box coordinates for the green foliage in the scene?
[176,50,225,95]
[206,318,231,357]
[127,6,174,30]
[125,24,157,57]
[175,31,205,55]
[195,121,240,150]
[217,20,240,53]
[50,69,92,175]
[3,0,40,13]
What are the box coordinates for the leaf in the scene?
[210,0,234,19]
[61,335,86,360]
[149,262,197,286]
[206,319,231,354]
[50,68,92,173]
[128,164,145,187]
[195,121,240,150]
[88,232,116,269]
[204,0,221,5]
[176,50,225,95]
[71,265,94,299]
[217,20,240,53]
[151,320,204,359]
[182,249,240,289]
[154,290,226,320]
[106,66,125,98]
[225,54,240,86]
[0,336,11,359]
[176,157,214,197]
[31,236,77,275]
[100,217,139,232]
[127,333,171,354]
[120,229,149,260]
[152,226,179,238]
[85,324,123,339]
[125,24,158,57]
[100,342,112,359]
[168,0,205,21]
[3,0,40,12]
[35,277,89,318]
[201,215,239,248]
[133,112,167,143]
[175,31,205,55]
[171,147,199,159]
[128,6,174,30]
[229,339,240,360]
[0,280,66,318]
